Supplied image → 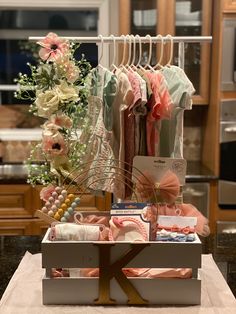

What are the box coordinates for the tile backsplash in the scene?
[0,105,203,163]
[0,141,41,163]
[0,105,43,162]
[183,126,202,161]
[0,105,43,129]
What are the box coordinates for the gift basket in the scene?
[15,32,211,305]
[39,162,202,305]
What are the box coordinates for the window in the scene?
[0,9,99,104]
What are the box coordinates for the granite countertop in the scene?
[0,236,42,299]
[186,161,218,182]
[0,161,218,184]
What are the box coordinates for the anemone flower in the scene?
[42,125,68,157]
[37,32,70,62]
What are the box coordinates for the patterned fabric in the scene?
[145,71,173,156]
[78,68,117,195]
[159,65,195,158]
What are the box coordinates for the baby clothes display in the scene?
[77,55,195,201]
[37,34,209,242]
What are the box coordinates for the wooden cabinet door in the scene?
[223,0,236,12]
[119,0,165,63]
[118,0,212,104]
[0,185,32,218]
[31,218,49,236]
[0,219,32,235]
[172,0,212,104]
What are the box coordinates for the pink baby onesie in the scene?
[145,71,173,156]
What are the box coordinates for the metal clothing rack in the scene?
[29,35,212,70]
[29,35,212,43]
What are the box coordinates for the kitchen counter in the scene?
[0,161,218,184]
[0,236,42,299]
[0,163,28,183]
[186,161,218,182]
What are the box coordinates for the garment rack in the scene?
[29,35,212,43]
[29,35,212,70]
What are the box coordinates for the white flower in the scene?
[35,90,60,118]
[55,81,79,103]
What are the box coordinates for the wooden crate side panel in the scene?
[42,240,202,269]
[42,277,201,305]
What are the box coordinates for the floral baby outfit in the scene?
[78,67,118,194]
[159,65,195,158]
[145,71,173,156]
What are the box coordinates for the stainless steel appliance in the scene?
[219,100,236,208]
[183,182,209,218]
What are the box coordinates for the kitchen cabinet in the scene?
[223,0,236,11]
[119,0,212,104]
[0,185,32,218]
[201,0,236,233]
[0,184,111,235]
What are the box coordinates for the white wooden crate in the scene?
[41,228,202,305]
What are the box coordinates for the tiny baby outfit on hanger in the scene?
[136,69,153,156]
[124,69,143,198]
[111,68,134,199]
[145,70,173,157]
[132,71,148,156]
[78,67,118,195]
[159,65,195,158]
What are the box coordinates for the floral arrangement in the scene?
[15,32,91,200]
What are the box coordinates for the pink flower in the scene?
[40,184,56,201]
[37,32,70,62]
[51,114,73,129]
[64,61,80,83]
[56,57,80,83]
[42,123,68,157]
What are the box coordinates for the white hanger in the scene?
[125,34,132,67]
[135,34,145,71]
[165,34,174,67]
[98,34,104,66]
[130,34,136,68]
[110,34,118,71]
[118,34,127,68]
[144,34,153,70]
[153,34,164,70]
[118,34,129,74]
[124,34,136,73]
